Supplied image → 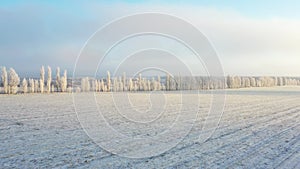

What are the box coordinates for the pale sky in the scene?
[0,0,299,77]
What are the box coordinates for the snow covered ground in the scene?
[1,87,300,168]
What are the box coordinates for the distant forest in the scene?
[1,66,300,94]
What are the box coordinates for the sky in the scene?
[0,0,300,77]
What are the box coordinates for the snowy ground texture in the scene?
[1,86,300,168]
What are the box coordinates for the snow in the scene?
[0,87,299,168]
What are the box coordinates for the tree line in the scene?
[1,66,300,94]
[1,66,67,94]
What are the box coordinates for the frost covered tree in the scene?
[241,77,246,88]
[277,77,283,86]
[134,80,138,91]
[29,79,34,93]
[256,79,262,87]
[94,80,98,92]
[99,79,103,92]
[166,73,171,91]
[75,87,81,93]
[98,80,102,92]
[274,77,278,86]
[113,78,118,92]
[259,76,275,87]
[51,84,55,93]
[157,75,161,90]
[56,67,61,92]
[151,77,156,91]
[81,77,90,92]
[244,78,251,87]
[67,87,72,93]
[60,70,67,92]
[1,67,8,94]
[250,77,256,87]
[100,79,105,92]
[107,71,111,92]
[147,80,151,91]
[8,68,20,94]
[119,77,123,92]
[226,76,245,89]
[60,76,67,92]
[95,80,99,92]
[86,78,90,92]
[34,80,39,93]
[128,78,133,91]
[22,78,28,93]
[122,72,126,91]
[234,76,242,88]
[40,66,45,93]
[91,79,96,92]
[142,78,147,91]
[40,80,44,93]
[175,75,182,90]
[138,73,142,91]
[47,66,52,93]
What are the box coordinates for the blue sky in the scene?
[2,0,300,19]
[0,0,300,77]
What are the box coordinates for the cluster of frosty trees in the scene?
[1,66,68,94]
[226,76,300,89]
[1,66,300,94]
[79,72,163,92]
[0,67,20,94]
[78,73,300,92]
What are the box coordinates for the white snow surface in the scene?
[0,87,300,168]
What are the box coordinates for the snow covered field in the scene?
[1,86,300,168]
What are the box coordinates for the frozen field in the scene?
[1,87,300,168]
